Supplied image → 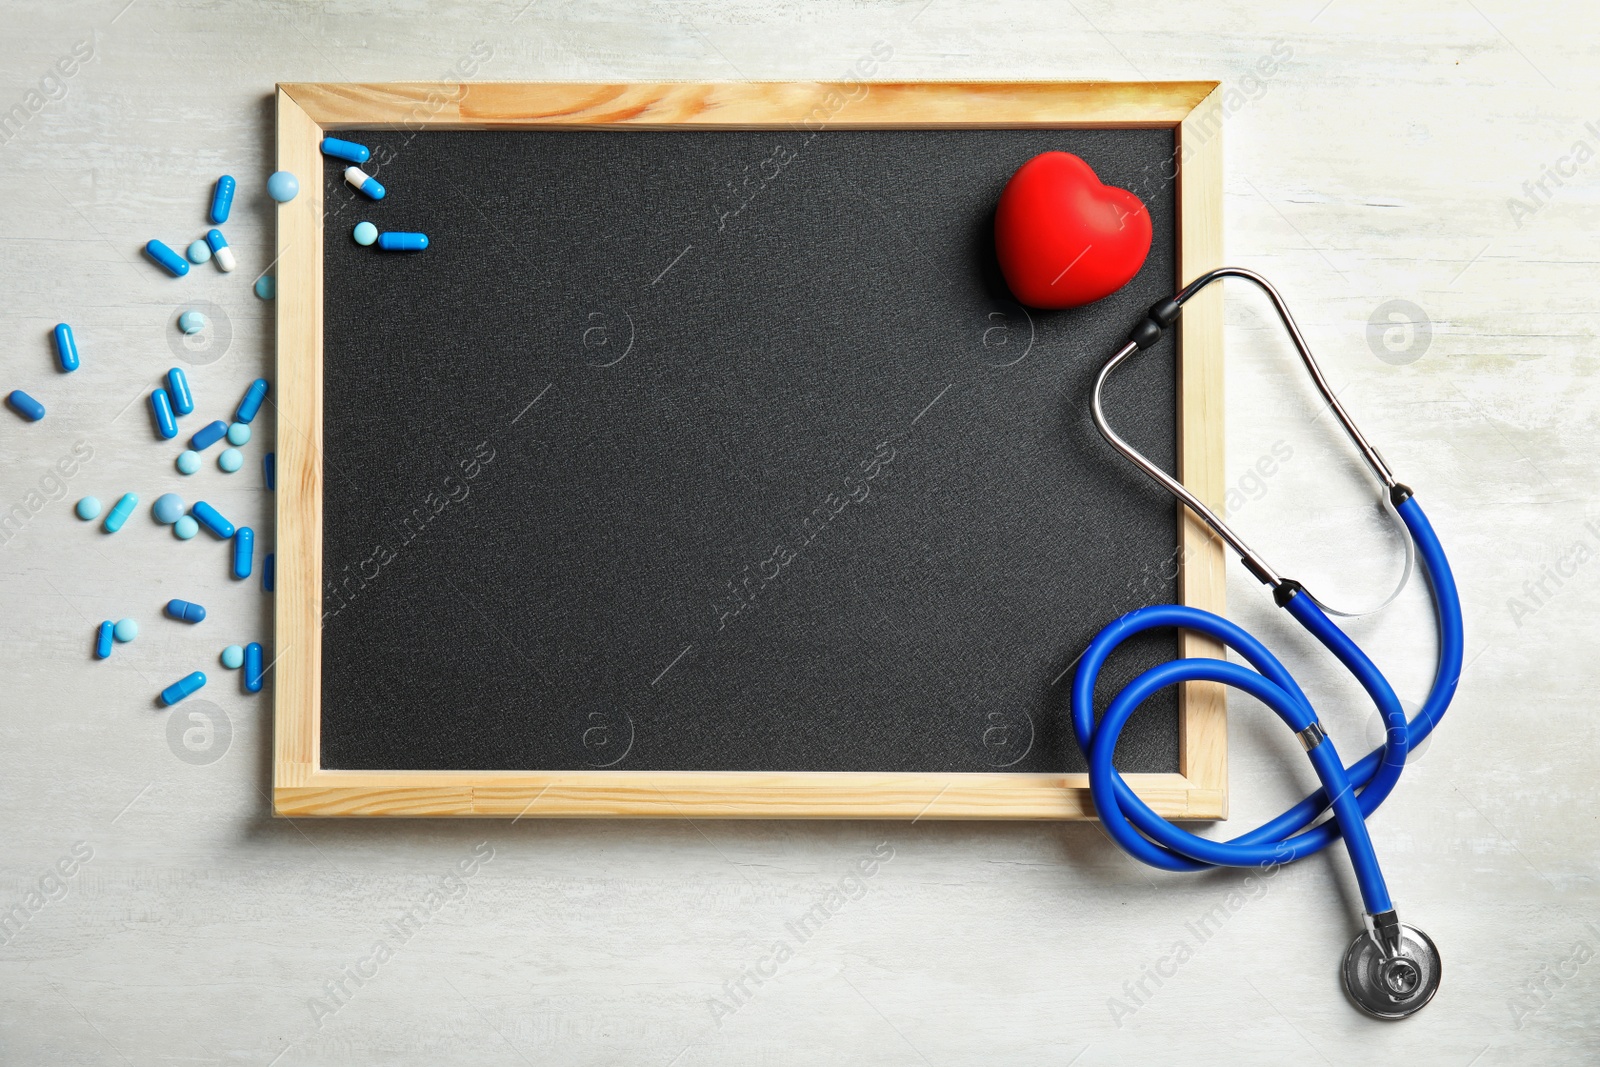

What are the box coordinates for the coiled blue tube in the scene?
[1073,496,1462,916]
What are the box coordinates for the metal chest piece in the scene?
[1341,922,1442,1019]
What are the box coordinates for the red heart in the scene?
[994,152,1152,310]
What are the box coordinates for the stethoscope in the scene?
[1072,267,1463,1020]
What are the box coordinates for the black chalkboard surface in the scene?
[317,126,1180,776]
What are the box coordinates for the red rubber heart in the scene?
[994,151,1152,310]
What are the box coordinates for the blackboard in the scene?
[271,81,1227,819]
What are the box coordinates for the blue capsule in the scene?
[161,671,207,706]
[321,137,371,164]
[205,228,236,272]
[262,552,274,592]
[166,598,207,623]
[190,500,234,538]
[244,643,264,693]
[343,166,385,200]
[377,232,429,252]
[151,388,178,439]
[235,378,270,423]
[95,620,114,660]
[233,527,254,579]
[7,390,45,421]
[167,367,194,415]
[263,452,275,490]
[145,239,190,277]
[210,175,235,224]
[190,419,228,451]
[103,492,138,533]
[53,323,79,372]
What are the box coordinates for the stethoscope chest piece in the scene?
[1341,922,1442,1020]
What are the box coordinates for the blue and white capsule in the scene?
[161,671,207,706]
[235,378,270,423]
[190,500,234,539]
[343,166,385,200]
[166,598,207,623]
[151,388,178,439]
[167,367,194,415]
[53,323,79,372]
[233,527,254,579]
[205,228,236,272]
[145,239,189,277]
[210,175,236,224]
[377,232,428,252]
[321,137,371,164]
[243,643,264,693]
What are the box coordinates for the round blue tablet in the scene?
[113,618,138,643]
[221,644,245,670]
[152,493,185,524]
[254,275,275,300]
[75,496,101,521]
[267,171,300,203]
[176,450,201,475]
[218,447,243,473]
[226,422,251,446]
[178,310,207,334]
[173,515,199,540]
[353,221,378,246]
[186,239,212,264]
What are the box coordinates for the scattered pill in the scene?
[210,175,236,223]
[190,500,235,538]
[75,497,101,521]
[352,221,378,246]
[343,166,385,200]
[226,421,251,446]
[95,621,114,659]
[267,171,300,203]
[7,390,45,421]
[191,419,228,451]
[178,310,207,335]
[254,275,275,300]
[235,379,270,423]
[103,493,138,534]
[233,527,254,579]
[167,367,194,415]
[160,671,207,706]
[218,447,243,473]
[53,323,79,372]
[321,137,371,164]
[186,239,212,264]
[152,492,185,525]
[176,450,201,475]
[262,552,274,592]
[378,232,428,252]
[151,388,178,439]
[221,645,244,669]
[205,228,235,272]
[174,515,199,539]
[263,452,275,490]
[243,643,263,692]
[113,618,138,643]
[166,598,207,623]
[145,239,189,277]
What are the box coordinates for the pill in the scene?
[52,323,79,372]
[263,452,275,490]
[152,492,185,524]
[75,497,101,520]
[221,644,244,669]
[186,239,212,264]
[7,390,45,421]
[151,388,178,439]
[205,228,236,272]
[321,137,371,164]
[233,526,254,579]
[343,166,386,200]
[218,447,243,473]
[190,500,234,538]
[166,598,207,623]
[243,643,264,692]
[103,492,138,533]
[262,552,274,592]
[113,618,138,643]
[210,175,236,223]
[160,671,207,706]
[353,221,378,246]
[95,620,114,659]
[166,367,194,415]
[254,275,275,300]
[377,232,428,252]
[174,515,199,539]
[176,450,201,475]
[226,421,251,446]
[178,310,207,335]
[191,419,228,451]
[267,171,300,203]
[235,379,270,423]
[145,239,189,277]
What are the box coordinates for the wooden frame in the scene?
[272,81,1226,819]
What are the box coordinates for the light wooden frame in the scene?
[272,81,1226,819]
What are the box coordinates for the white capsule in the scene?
[206,228,237,273]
